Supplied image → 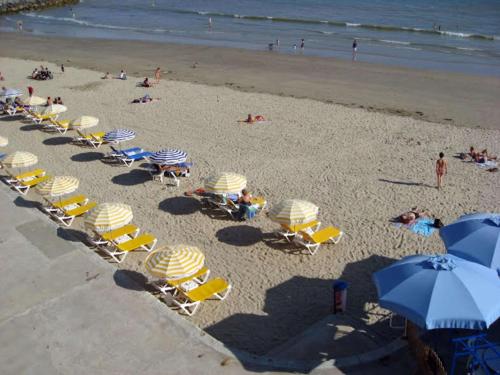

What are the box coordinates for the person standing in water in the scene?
[208,17,212,31]
[435,152,448,190]
[352,39,358,61]
[300,39,305,51]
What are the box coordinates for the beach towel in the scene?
[476,160,497,168]
[410,218,436,237]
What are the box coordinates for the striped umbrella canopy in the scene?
[0,136,8,147]
[43,104,67,115]
[37,176,79,197]
[0,88,22,98]
[1,151,38,168]
[71,116,99,129]
[103,129,136,143]
[145,245,205,280]
[204,172,247,194]
[268,199,319,225]
[84,202,133,233]
[149,149,187,165]
[22,96,46,106]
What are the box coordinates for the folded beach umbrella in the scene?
[145,245,205,280]
[204,172,247,194]
[0,88,22,98]
[103,129,136,143]
[268,199,319,225]
[84,202,133,233]
[440,213,500,270]
[37,176,79,197]
[1,151,37,168]
[71,116,99,129]
[373,254,500,330]
[43,104,67,115]
[149,149,187,165]
[0,136,8,147]
[22,95,46,106]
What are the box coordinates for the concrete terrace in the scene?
[0,184,414,374]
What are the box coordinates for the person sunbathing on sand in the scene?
[131,94,160,104]
[239,114,266,124]
[399,208,429,225]
[102,72,111,79]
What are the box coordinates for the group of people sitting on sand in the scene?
[46,96,63,106]
[31,66,53,80]
[468,147,497,163]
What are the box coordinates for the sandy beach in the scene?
[0,53,499,356]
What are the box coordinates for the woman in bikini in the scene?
[436,152,447,190]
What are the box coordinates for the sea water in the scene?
[1,0,500,76]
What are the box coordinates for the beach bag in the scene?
[433,219,444,228]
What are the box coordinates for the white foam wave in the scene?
[440,31,471,38]
[380,39,411,45]
[346,23,360,27]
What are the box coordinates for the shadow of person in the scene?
[111,169,151,186]
[71,151,105,162]
[158,196,201,215]
[216,225,263,246]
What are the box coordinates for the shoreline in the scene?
[1,32,499,129]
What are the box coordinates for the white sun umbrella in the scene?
[70,116,99,130]
[204,172,247,195]
[84,202,133,233]
[1,151,37,168]
[22,96,46,106]
[43,104,67,115]
[103,129,136,150]
[268,199,319,225]
[0,136,8,147]
[0,87,22,99]
[37,176,79,198]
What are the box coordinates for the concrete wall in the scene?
[0,0,78,15]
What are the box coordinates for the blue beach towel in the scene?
[410,218,436,237]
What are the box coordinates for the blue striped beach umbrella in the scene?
[103,129,136,143]
[0,88,22,99]
[149,149,187,165]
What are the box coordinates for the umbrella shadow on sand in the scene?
[158,196,201,215]
[111,169,151,186]
[19,124,39,131]
[43,136,73,146]
[205,254,400,373]
[216,225,263,246]
[71,151,104,162]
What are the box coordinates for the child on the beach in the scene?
[435,152,447,189]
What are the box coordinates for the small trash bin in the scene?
[332,280,348,314]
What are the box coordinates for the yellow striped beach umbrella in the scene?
[71,116,99,129]
[84,202,133,233]
[22,95,46,106]
[268,199,319,225]
[0,136,8,147]
[1,151,38,168]
[43,104,67,115]
[37,176,79,197]
[204,172,247,194]
[145,245,205,279]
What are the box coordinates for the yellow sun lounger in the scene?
[172,277,232,316]
[73,130,106,148]
[277,220,321,242]
[152,266,211,296]
[52,201,97,227]
[5,168,46,184]
[90,224,140,248]
[45,118,70,134]
[11,174,51,195]
[295,226,344,255]
[43,194,89,215]
[31,112,58,124]
[104,233,157,263]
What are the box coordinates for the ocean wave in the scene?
[21,12,173,34]
[380,39,411,45]
[167,8,496,41]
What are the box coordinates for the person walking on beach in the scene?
[60,64,65,73]
[352,39,358,61]
[17,21,23,32]
[276,39,280,49]
[300,39,305,51]
[154,67,161,83]
[435,152,448,190]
